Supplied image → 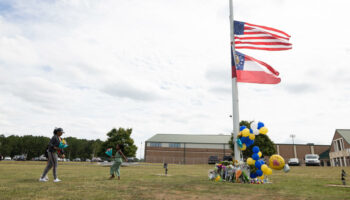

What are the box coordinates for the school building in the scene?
[329,129,350,166]
[144,134,330,165]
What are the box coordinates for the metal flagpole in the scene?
[229,0,241,161]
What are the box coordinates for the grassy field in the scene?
[0,161,349,200]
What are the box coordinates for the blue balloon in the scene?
[250,128,253,133]
[240,126,247,131]
[256,169,263,177]
[260,160,265,165]
[241,136,249,144]
[246,139,253,147]
[252,153,259,161]
[252,146,260,153]
[255,160,262,169]
[250,172,257,178]
[257,122,265,129]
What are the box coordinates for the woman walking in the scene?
[109,144,128,180]
[39,128,65,182]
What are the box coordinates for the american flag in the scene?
[234,21,292,51]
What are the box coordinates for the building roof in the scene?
[336,129,350,144]
[146,134,329,146]
[146,134,231,144]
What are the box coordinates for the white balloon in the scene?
[253,129,260,135]
[250,122,258,130]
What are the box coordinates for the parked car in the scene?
[288,158,300,166]
[4,156,11,161]
[73,158,81,162]
[13,155,27,161]
[39,155,48,161]
[223,155,233,161]
[85,159,91,162]
[208,156,219,164]
[91,157,102,162]
[305,154,320,166]
[127,157,137,162]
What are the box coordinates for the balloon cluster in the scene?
[59,139,68,149]
[247,146,272,180]
[236,121,267,151]
[236,121,273,181]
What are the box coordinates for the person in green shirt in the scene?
[109,144,128,180]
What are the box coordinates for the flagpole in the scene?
[229,0,241,161]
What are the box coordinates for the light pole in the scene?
[290,134,296,145]
[140,141,142,160]
[290,134,296,158]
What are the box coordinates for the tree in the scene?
[99,128,137,158]
[229,120,276,159]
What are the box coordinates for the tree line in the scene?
[0,127,137,160]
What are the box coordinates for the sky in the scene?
[0,0,349,158]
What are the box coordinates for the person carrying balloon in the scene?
[39,128,67,182]
[108,144,128,180]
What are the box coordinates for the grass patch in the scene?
[0,161,349,200]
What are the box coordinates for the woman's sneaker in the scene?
[53,178,61,182]
[39,177,48,182]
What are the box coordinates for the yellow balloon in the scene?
[268,154,285,170]
[261,164,268,173]
[259,175,264,180]
[242,129,250,137]
[240,143,247,151]
[265,168,272,175]
[258,151,262,158]
[215,175,221,182]
[259,127,268,135]
[247,157,255,166]
[249,134,255,140]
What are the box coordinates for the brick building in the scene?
[329,129,350,166]
[276,143,330,166]
[145,134,330,165]
[144,134,232,164]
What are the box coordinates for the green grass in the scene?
[0,161,349,200]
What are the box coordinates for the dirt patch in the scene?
[325,184,350,188]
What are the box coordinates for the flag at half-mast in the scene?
[232,50,281,84]
[234,20,292,51]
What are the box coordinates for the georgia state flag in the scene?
[231,50,281,84]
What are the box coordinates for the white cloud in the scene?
[0,0,349,158]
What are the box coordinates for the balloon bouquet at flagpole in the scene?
[208,121,290,184]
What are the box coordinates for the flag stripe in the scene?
[236,46,292,51]
[235,39,291,44]
[236,70,281,84]
[244,56,280,76]
[235,36,283,40]
[235,41,292,46]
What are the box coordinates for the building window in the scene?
[169,143,181,148]
[150,142,161,147]
[338,140,341,151]
[333,141,338,151]
[333,139,344,152]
